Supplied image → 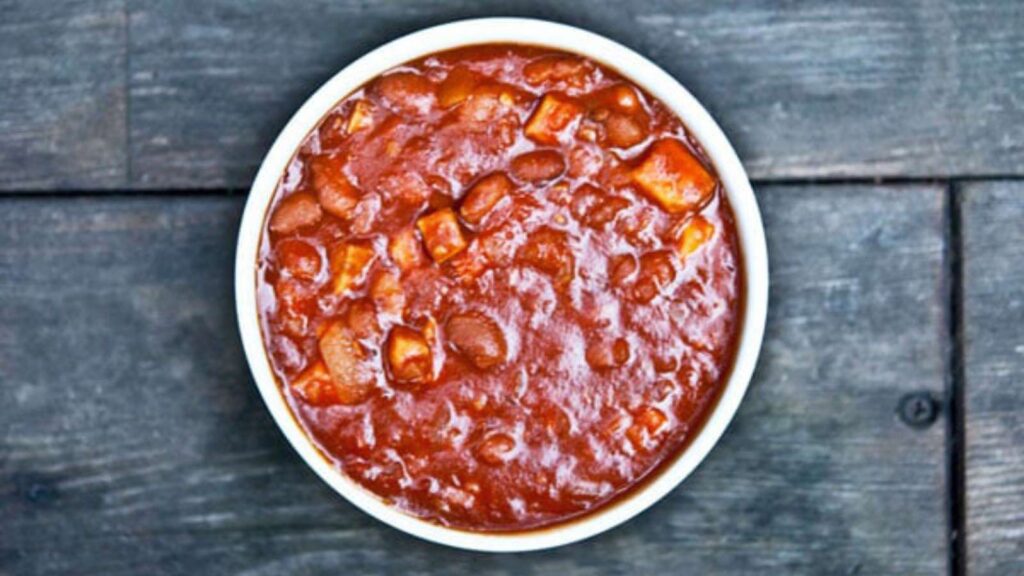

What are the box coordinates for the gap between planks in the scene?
[946,184,967,576]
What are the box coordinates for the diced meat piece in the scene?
[604,113,648,148]
[309,155,360,219]
[388,227,427,272]
[510,150,566,183]
[417,208,468,264]
[631,139,716,214]
[373,71,436,115]
[277,239,322,281]
[518,227,574,284]
[525,94,583,145]
[290,362,337,406]
[346,299,380,340]
[676,215,715,258]
[318,322,375,404]
[386,326,433,384]
[370,270,406,317]
[438,66,478,108]
[269,192,322,235]
[570,184,629,229]
[523,56,593,89]
[346,99,375,133]
[608,253,638,287]
[626,407,669,451]
[446,311,507,369]
[634,250,677,303]
[329,242,376,294]
[585,337,630,369]
[476,432,517,465]
[460,172,512,224]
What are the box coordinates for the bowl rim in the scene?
[235,16,769,553]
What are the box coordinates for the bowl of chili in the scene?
[236,17,768,552]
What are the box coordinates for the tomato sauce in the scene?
[257,44,743,531]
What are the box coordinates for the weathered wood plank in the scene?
[0,185,949,574]
[961,182,1024,576]
[128,0,1024,189]
[0,0,127,190]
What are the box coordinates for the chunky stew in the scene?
[258,44,742,531]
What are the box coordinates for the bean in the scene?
[446,311,507,369]
[269,192,322,234]
[510,150,566,183]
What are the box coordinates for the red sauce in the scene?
[257,44,743,531]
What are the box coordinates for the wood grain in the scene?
[0,0,127,190]
[3,1,1021,191]
[961,182,1024,576]
[0,185,950,574]
[126,0,1024,189]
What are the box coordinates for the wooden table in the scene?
[1,2,1021,574]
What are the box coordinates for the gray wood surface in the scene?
[961,182,1024,576]
[0,184,950,575]
[127,0,1024,188]
[0,0,127,190]
[1,1,1022,190]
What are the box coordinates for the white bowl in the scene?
[236,17,769,553]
